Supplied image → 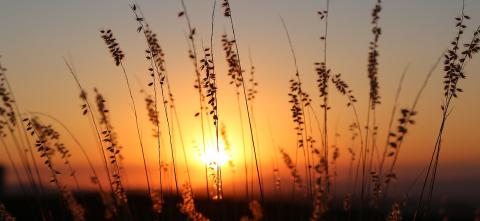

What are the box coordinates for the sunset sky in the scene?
[0,0,479,202]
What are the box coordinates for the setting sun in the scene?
[201,149,231,167]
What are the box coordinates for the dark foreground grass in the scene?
[2,192,478,221]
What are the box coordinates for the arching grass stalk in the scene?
[330,72,366,218]
[178,0,210,198]
[145,27,181,200]
[203,0,223,199]
[201,42,223,199]
[0,114,37,195]
[130,4,196,200]
[171,102,193,191]
[381,55,441,205]
[93,89,133,221]
[239,88,249,199]
[424,28,479,217]
[30,117,83,191]
[28,111,106,196]
[222,33,262,200]
[26,118,86,221]
[0,103,46,218]
[280,17,314,199]
[30,114,113,219]
[131,4,165,201]
[221,0,264,202]
[63,60,118,217]
[246,48,264,199]
[245,48,267,200]
[415,6,480,217]
[361,1,382,217]
[0,66,41,200]
[220,33,252,200]
[0,110,40,216]
[99,29,153,203]
[318,0,331,199]
[377,66,408,177]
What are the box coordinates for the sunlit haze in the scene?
[0,0,479,220]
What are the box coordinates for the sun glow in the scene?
[201,149,230,166]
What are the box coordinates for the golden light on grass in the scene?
[0,0,479,220]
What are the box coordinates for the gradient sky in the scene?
[0,0,479,202]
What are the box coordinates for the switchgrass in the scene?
[221,33,251,200]
[27,112,117,219]
[100,29,154,205]
[30,118,81,191]
[136,10,167,203]
[206,0,224,200]
[131,4,193,200]
[0,58,48,220]
[178,182,210,221]
[377,66,408,185]
[63,60,121,219]
[93,89,129,207]
[26,118,86,221]
[178,0,211,199]
[64,60,114,193]
[29,111,106,196]
[0,89,38,194]
[281,17,314,200]
[279,147,303,194]
[361,1,382,214]
[316,0,331,203]
[381,55,442,205]
[201,44,222,199]
[415,3,480,218]
[221,0,265,202]
[0,0,479,220]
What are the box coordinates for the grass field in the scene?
[0,0,479,220]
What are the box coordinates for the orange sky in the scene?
[0,0,479,202]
